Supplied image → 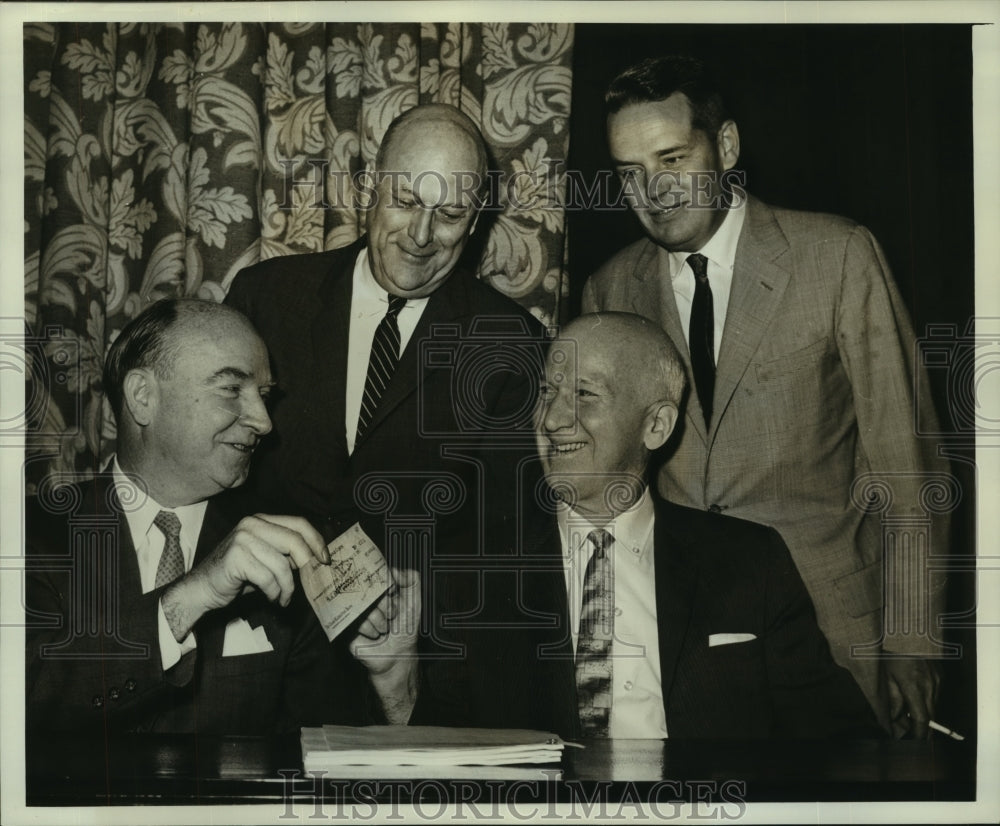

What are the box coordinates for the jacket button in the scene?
[108,687,120,701]
[92,695,104,708]
[708,504,723,514]
[125,679,136,692]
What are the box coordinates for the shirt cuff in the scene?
[158,598,196,671]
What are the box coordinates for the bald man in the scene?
[224,105,546,718]
[432,313,881,739]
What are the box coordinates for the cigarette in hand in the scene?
[929,720,964,741]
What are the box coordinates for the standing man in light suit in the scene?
[582,55,949,736]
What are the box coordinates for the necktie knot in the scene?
[587,528,614,559]
[153,510,182,542]
[386,295,407,317]
[687,253,709,283]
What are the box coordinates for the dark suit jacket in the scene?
[224,238,546,554]
[224,240,548,702]
[25,476,335,734]
[429,490,882,739]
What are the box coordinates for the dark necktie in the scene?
[153,510,185,589]
[357,295,407,441]
[575,528,615,737]
[687,253,715,426]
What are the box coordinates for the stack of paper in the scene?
[301,726,568,779]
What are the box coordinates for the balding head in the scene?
[365,104,489,299]
[375,104,488,182]
[559,312,686,410]
[107,298,274,507]
[537,312,686,521]
[103,298,260,424]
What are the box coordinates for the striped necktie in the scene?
[575,528,615,737]
[357,294,407,441]
[153,510,185,589]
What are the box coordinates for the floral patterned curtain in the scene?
[23,22,573,491]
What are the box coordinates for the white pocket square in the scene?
[222,617,274,657]
[708,632,757,647]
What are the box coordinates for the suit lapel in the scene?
[310,241,363,461]
[711,197,791,437]
[630,241,710,445]
[100,480,144,616]
[651,497,699,717]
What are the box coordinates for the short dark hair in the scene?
[605,55,731,138]
[102,298,244,422]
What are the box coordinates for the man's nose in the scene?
[241,394,273,437]
[408,207,434,247]
[541,389,574,433]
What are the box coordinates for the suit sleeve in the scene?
[835,226,950,655]
[760,526,885,738]
[24,513,194,732]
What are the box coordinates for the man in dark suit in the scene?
[25,298,418,733]
[434,313,880,739]
[581,56,949,736]
[224,105,546,681]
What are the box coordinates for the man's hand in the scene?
[885,656,941,738]
[350,567,421,723]
[161,514,328,641]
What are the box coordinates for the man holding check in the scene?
[25,299,418,734]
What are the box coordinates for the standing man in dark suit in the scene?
[581,56,949,736]
[436,313,880,739]
[26,299,419,734]
[224,105,546,685]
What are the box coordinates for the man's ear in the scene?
[121,368,158,427]
[716,120,740,171]
[643,401,678,451]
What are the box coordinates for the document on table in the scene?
[299,523,391,642]
[301,726,571,779]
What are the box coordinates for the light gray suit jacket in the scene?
[582,195,952,724]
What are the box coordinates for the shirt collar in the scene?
[557,486,655,562]
[669,186,747,280]
[112,457,208,551]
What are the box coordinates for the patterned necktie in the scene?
[687,253,715,427]
[153,510,185,589]
[356,295,407,441]
[575,528,615,737]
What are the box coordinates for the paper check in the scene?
[299,523,391,642]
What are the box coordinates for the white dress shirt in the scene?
[345,249,430,454]
[557,487,668,739]
[667,188,746,362]
[113,458,207,671]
